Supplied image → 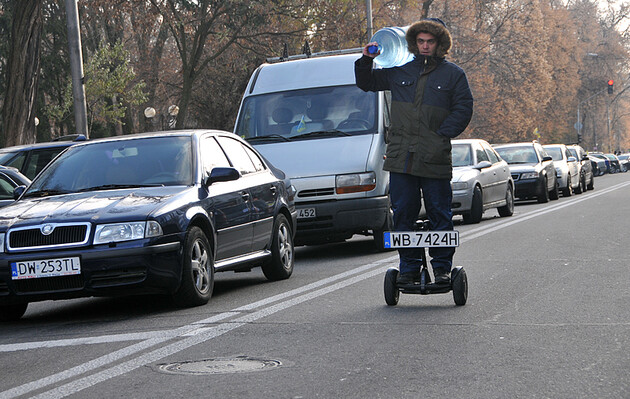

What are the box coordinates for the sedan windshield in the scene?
[236,85,377,141]
[544,147,564,161]
[494,146,538,164]
[25,136,193,197]
[452,144,473,167]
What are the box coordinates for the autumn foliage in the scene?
[1,0,630,151]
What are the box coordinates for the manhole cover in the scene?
[156,356,282,375]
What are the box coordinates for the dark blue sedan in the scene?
[0,130,296,320]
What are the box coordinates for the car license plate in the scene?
[383,231,459,248]
[11,257,81,280]
[297,208,316,219]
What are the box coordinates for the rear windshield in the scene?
[235,85,377,141]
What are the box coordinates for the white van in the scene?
[234,50,392,250]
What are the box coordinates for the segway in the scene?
[382,229,467,306]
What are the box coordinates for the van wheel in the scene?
[0,303,28,321]
[173,227,213,307]
[262,214,294,280]
[374,207,395,252]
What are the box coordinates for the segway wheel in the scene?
[384,268,400,306]
[452,267,468,306]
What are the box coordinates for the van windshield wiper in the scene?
[290,130,351,140]
[244,135,290,143]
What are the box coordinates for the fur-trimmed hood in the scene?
[406,18,452,58]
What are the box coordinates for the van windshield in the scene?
[235,85,377,142]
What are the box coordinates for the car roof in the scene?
[452,138,490,145]
[0,137,85,153]
[492,142,537,148]
[68,129,238,146]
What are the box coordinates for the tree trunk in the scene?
[2,0,43,146]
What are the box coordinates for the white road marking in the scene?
[1,180,628,399]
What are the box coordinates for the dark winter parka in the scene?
[355,19,473,179]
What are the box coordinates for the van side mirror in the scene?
[542,156,553,162]
[567,156,577,163]
[204,167,240,186]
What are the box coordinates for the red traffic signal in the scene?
[608,79,614,94]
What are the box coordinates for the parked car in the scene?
[450,139,514,224]
[588,153,607,176]
[616,153,630,172]
[589,152,612,174]
[567,144,594,192]
[543,144,580,196]
[603,153,623,173]
[0,130,297,321]
[493,141,559,203]
[0,166,30,208]
[0,134,86,180]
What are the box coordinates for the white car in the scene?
[450,139,515,224]
[543,144,580,196]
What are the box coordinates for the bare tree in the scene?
[2,0,42,146]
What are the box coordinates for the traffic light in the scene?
[608,79,614,94]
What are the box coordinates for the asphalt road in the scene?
[1,172,629,399]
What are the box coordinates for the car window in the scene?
[243,145,265,172]
[0,173,15,199]
[568,148,578,159]
[476,147,489,163]
[200,136,231,176]
[24,148,66,180]
[484,145,501,164]
[0,151,26,172]
[216,136,258,175]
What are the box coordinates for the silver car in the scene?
[543,144,580,197]
[451,139,515,224]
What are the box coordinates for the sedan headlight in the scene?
[520,172,539,179]
[94,221,163,244]
[336,172,376,194]
[451,182,469,190]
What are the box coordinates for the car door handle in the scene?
[241,192,250,202]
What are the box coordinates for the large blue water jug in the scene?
[370,26,413,68]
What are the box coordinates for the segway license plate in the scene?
[383,231,459,248]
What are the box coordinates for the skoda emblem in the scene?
[41,224,55,235]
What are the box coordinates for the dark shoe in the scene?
[433,269,451,285]
[396,271,421,285]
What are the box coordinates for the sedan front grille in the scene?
[7,223,91,251]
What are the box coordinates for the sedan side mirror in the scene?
[474,161,492,170]
[13,185,26,200]
[204,167,240,187]
[542,156,553,162]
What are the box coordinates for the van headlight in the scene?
[94,221,163,244]
[0,233,4,253]
[336,172,376,194]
